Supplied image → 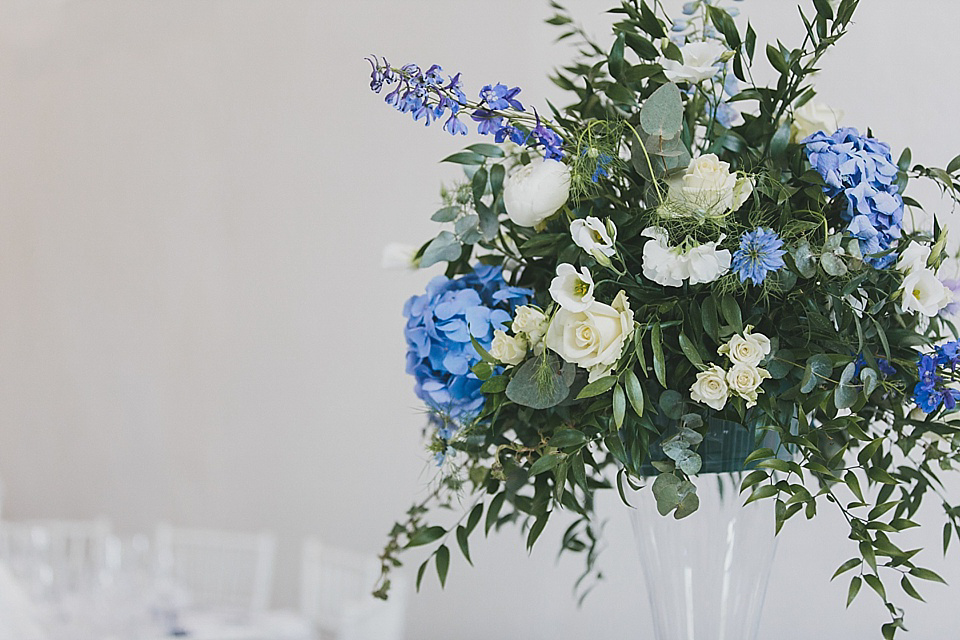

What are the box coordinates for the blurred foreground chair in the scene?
[155,524,276,614]
[299,538,406,640]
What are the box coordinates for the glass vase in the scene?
[630,419,779,640]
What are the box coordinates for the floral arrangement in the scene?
[368,1,960,635]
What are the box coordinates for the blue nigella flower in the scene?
[731,228,787,285]
[404,265,532,426]
[802,128,904,268]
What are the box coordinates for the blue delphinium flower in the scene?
[404,265,532,426]
[913,342,960,414]
[803,128,904,268]
[731,228,787,285]
[479,83,524,111]
[853,353,896,379]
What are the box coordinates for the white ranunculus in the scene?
[665,154,753,218]
[726,364,771,408]
[718,326,771,367]
[512,305,549,347]
[545,290,635,382]
[503,159,571,227]
[790,101,843,141]
[570,217,617,259]
[489,330,527,366]
[380,242,418,270]
[901,268,952,317]
[685,238,732,285]
[641,226,730,287]
[549,263,596,312]
[896,242,931,274]
[690,365,729,411]
[660,40,727,84]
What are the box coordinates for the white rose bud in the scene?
[489,330,527,366]
[726,364,771,408]
[503,159,571,227]
[901,268,952,317]
[511,306,549,347]
[718,326,772,367]
[790,101,843,142]
[660,40,727,84]
[665,154,752,219]
[545,290,635,382]
[690,365,730,411]
[570,217,617,260]
[549,263,595,312]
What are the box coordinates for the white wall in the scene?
[0,0,958,638]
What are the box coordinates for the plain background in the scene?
[1,0,959,637]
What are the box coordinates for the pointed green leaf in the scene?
[613,384,626,429]
[651,323,667,388]
[406,526,446,548]
[847,576,862,607]
[485,493,505,536]
[435,544,450,587]
[576,375,618,399]
[625,369,645,417]
[832,558,862,580]
[455,526,472,566]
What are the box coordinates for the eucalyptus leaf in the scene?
[420,231,462,268]
[652,473,682,516]
[820,252,848,277]
[791,240,818,278]
[639,82,683,140]
[506,353,573,409]
[801,354,834,394]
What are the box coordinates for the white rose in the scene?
[503,159,571,227]
[690,365,729,411]
[489,330,527,366]
[726,364,771,408]
[549,263,595,312]
[570,217,617,259]
[685,238,732,285]
[545,290,635,382]
[512,306,549,347]
[666,154,752,218]
[660,40,727,84]
[791,101,843,142]
[901,268,952,317]
[380,242,417,270]
[718,326,771,367]
[896,242,931,274]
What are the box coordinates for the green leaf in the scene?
[613,384,627,429]
[770,119,792,158]
[489,163,505,195]
[431,206,460,223]
[834,362,859,409]
[420,231,462,268]
[744,484,778,505]
[740,469,769,493]
[651,323,667,387]
[415,559,429,591]
[652,473,683,516]
[844,471,865,503]
[466,503,483,535]
[548,429,588,448]
[658,389,684,420]
[901,575,925,602]
[435,544,450,587]
[720,296,743,332]
[506,353,574,409]
[625,369,645,417]
[609,32,626,80]
[706,6,740,49]
[820,252,848,277]
[674,489,700,519]
[529,453,563,477]
[745,447,776,466]
[576,375,618,399]
[947,153,960,175]
[800,354,833,394]
[639,83,683,140]
[847,576,862,607]
[701,295,720,342]
[766,44,789,75]
[832,558,862,580]
[406,526,446,548]
[441,151,485,165]
[480,375,508,393]
[456,526,472,566]
[678,333,704,367]
[485,493,505,536]
[471,167,488,205]
[867,467,898,485]
[863,573,886,601]
[909,567,948,584]
[860,540,877,571]
[861,367,879,397]
[465,143,505,158]
[813,0,834,18]
[868,500,901,520]
[526,513,549,550]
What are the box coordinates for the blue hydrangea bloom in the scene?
[802,128,904,268]
[913,343,960,414]
[731,228,786,285]
[404,265,532,425]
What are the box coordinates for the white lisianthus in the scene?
[665,154,753,219]
[512,306,549,349]
[790,101,843,141]
[489,330,527,366]
[549,263,596,312]
[901,268,952,317]
[570,217,617,259]
[545,290,635,382]
[640,226,731,287]
[660,40,727,84]
[718,326,772,367]
[380,242,418,270]
[690,365,730,411]
[726,364,771,408]
[503,159,571,227]
[896,242,931,274]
